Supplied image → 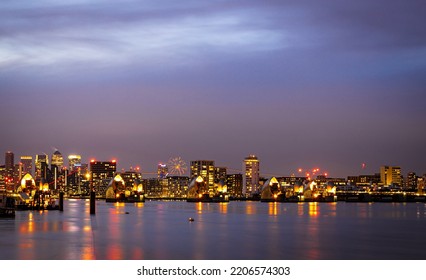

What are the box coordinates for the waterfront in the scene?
[1,199,426,260]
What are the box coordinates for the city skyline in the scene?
[0,148,423,179]
[1,0,426,178]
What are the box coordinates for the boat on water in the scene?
[0,192,15,218]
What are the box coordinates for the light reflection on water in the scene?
[1,200,426,260]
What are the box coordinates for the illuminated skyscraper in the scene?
[190,160,215,193]
[51,150,64,170]
[20,156,33,175]
[380,165,402,187]
[66,155,82,189]
[35,154,48,179]
[243,155,260,196]
[68,154,82,170]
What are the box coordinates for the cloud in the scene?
[0,1,286,71]
[1,0,426,176]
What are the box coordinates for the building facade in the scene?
[35,154,48,180]
[190,160,215,193]
[5,151,14,177]
[20,156,33,176]
[90,160,117,192]
[226,173,243,197]
[380,166,402,187]
[243,155,260,197]
[51,150,64,170]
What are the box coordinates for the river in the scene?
[1,199,425,260]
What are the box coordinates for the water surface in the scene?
[1,200,425,260]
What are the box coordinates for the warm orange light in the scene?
[90,159,95,163]
[112,159,117,163]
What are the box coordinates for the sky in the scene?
[1,0,426,178]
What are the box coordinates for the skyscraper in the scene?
[20,156,33,175]
[68,154,82,170]
[51,150,64,170]
[190,160,215,193]
[5,151,14,177]
[35,154,48,179]
[243,155,260,197]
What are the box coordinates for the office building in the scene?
[20,156,33,175]
[35,154,48,179]
[51,150,64,170]
[380,166,402,187]
[68,154,82,170]
[5,151,14,177]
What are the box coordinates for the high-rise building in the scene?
[68,154,82,170]
[243,155,260,196]
[66,155,82,190]
[90,160,117,189]
[20,156,33,175]
[157,163,168,179]
[5,151,14,177]
[35,154,48,179]
[190,160,215,192]
[51,150,64,170]
[226,173,243,197]
[380,166,402,187]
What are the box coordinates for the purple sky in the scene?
[1,0,426,177]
